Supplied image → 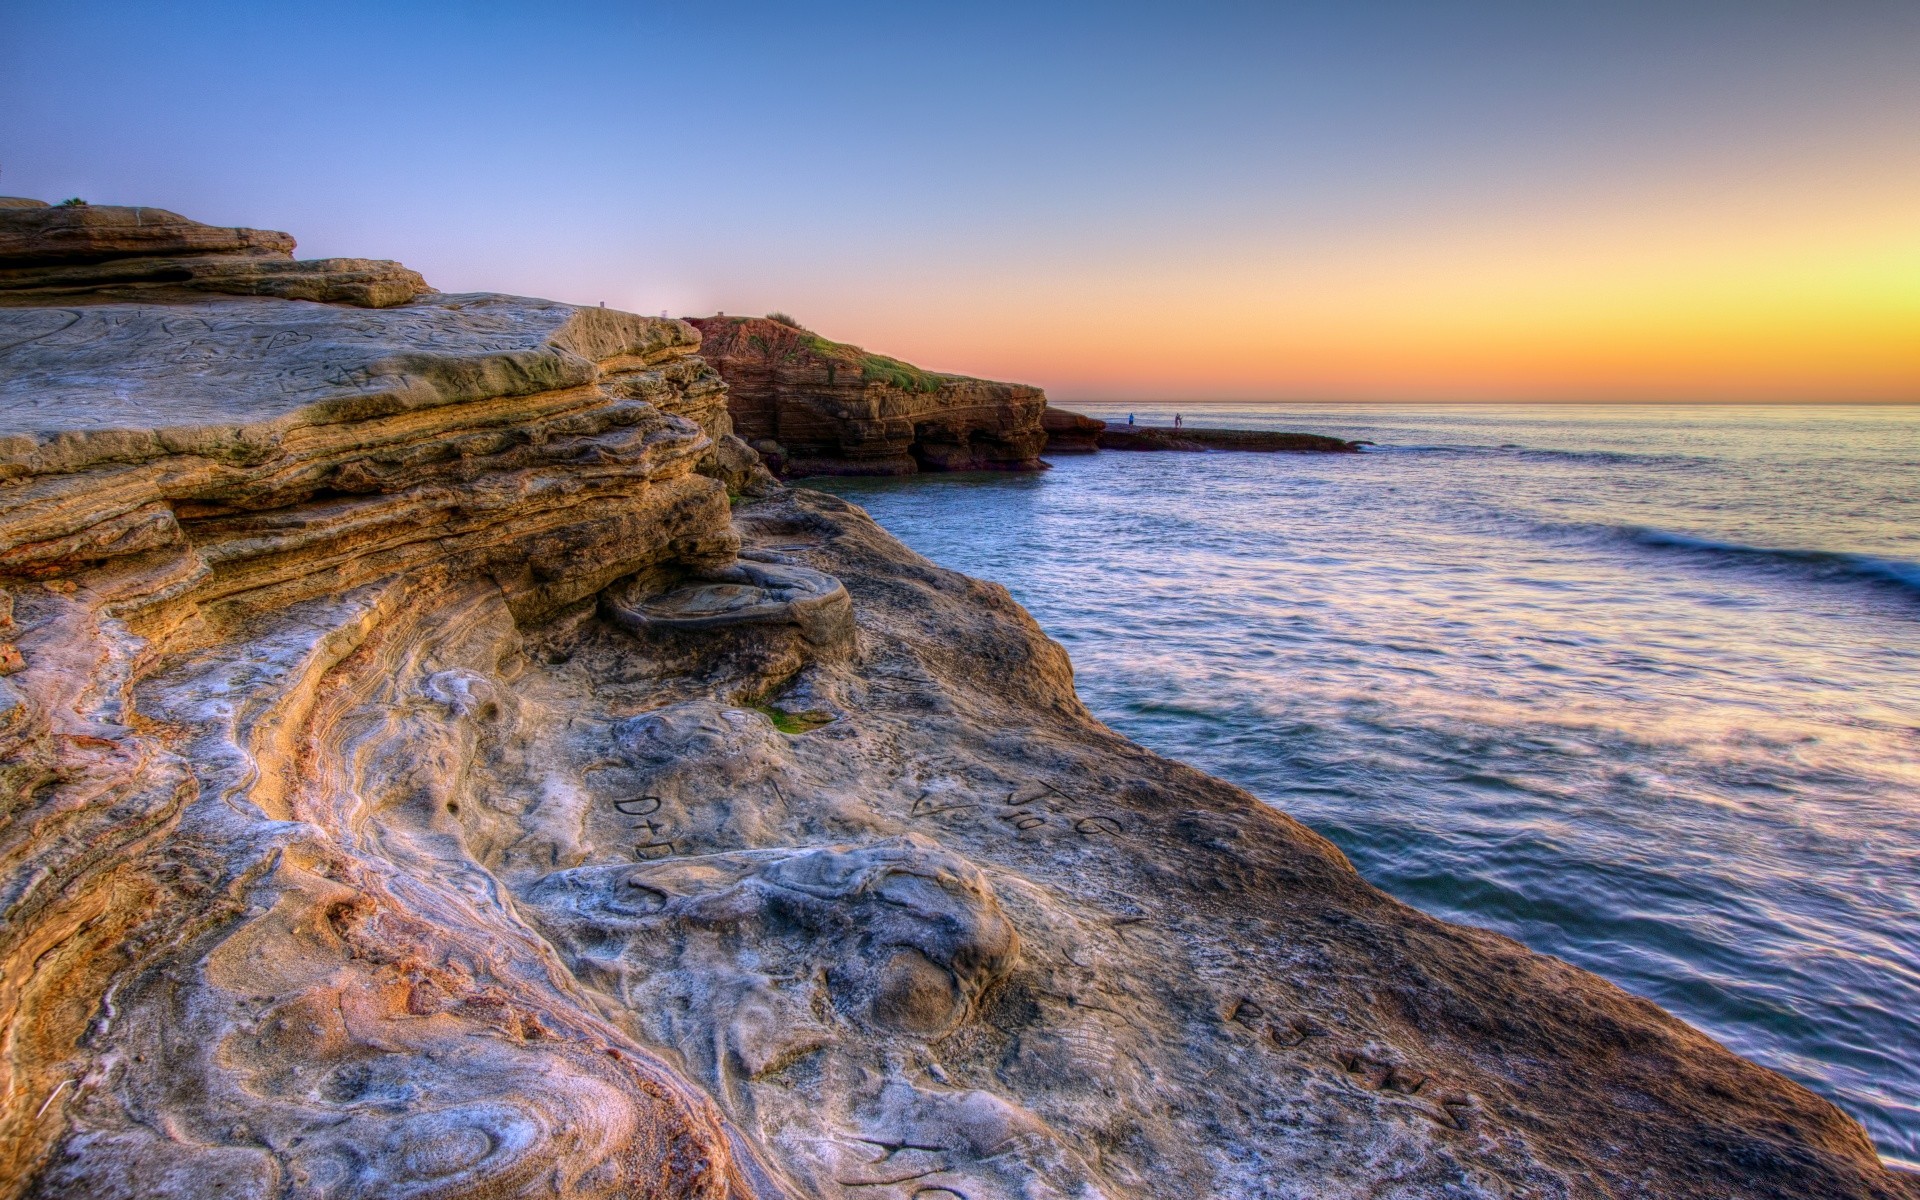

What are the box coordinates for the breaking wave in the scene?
[1615,527,1920,602]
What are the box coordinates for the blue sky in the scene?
[5,1,1916,399]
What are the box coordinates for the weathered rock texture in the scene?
[0,199,430,308]
[1039,408,1105,454]
[1,209,1914,1200]
[685,317,1047,477]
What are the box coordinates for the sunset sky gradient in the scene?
[4,0,1916,401]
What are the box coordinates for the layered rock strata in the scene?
[0,208,1913,1200]
[0,198,430,309]
[685,317,1047,477]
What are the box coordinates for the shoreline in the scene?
[1,200,1913,1198]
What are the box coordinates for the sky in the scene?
[2,0,1916,402]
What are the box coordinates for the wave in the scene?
[1378,443,1707,468]
[1613,527,1920,602]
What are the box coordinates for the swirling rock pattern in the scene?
[1,209,1914,1200]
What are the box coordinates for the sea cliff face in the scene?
[685,317,1047,477]
[0,204,1913,1200]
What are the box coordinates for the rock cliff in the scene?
[685,317,1047,477]
[0,205,1913,1200]
[1039,407,1106,453]
[0,199,430,309]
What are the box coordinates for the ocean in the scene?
[803,403,1920,1168]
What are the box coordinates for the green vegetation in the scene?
[56,197,88,207]
[751,703,833,735]
[765,311,804,329]
[855,351,949,394]
[800,334,952,394]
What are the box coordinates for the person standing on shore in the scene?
[1128,413,1135,426]
[1174,412,1183,430]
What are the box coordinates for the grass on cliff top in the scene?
[801,334,959,394]
[729,313,973,393]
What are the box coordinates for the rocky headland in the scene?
[685,316,1047,478]
[0,201,1913,1199]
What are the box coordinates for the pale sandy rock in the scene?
[0,215,1913,1200]
[601,557,853,650]
[0,201,429,308]
[0,201,295,263]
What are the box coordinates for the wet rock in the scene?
[0,203,1911,1200]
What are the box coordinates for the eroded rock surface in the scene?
[1039,408,1105,454]
[0,211,1914,1200]
[686,317,1047,477]
[0,199,430,309]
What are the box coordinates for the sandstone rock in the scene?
[601,557,854,653]
[706,431,784,498]
[0,200,295,263]
[686,316,1047,477]
[1041,406,1106,453]
[0,209,1912,1200]
[0,200,429,308]
[0,283,785,1197]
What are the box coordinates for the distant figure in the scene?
[1128,413,1135,426]
[1174,412,1183,430]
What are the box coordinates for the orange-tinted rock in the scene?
[1041,406,1106,452]
[686,316,1047,476]
[3,204,1915,1200]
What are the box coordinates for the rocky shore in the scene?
[1064,421,1365,454]
[0,201,1913,1199]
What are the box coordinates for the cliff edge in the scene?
[0,205,1912,1200]
[686,316,1047,477]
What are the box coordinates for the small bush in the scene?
[765,311,804,329]
[751,703,833,734]
[57,197,88,207]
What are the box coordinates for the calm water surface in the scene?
[806,404,1920,1168]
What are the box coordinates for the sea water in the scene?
[804,403,1920,1168]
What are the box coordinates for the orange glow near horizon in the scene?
[18,3,1914,406]
[789,180,1920,404]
